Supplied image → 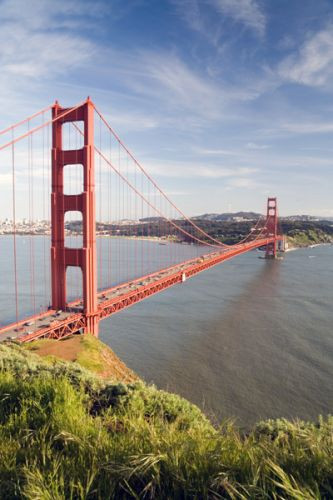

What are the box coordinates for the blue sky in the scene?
[1,0,333,216]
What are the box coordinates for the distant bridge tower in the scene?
[265,197,278,258]
[51,99,99,335]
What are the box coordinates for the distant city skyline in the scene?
[0,0,333,216]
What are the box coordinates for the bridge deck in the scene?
[0,237,282,343]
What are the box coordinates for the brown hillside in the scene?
[23,334,138,383]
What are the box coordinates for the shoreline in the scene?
[0,233,176,243]
[1,234,332,250]
[285,242,332,252]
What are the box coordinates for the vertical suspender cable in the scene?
[99,114,102,291]
[126,154,129,282]
[118,140,120,285]
[31,133,36,315]
[42,112,47,310]
[75,108,79,302]
[134,157,137,280]
[67,122,72,298]
[28,122,33,314]
[47,123,51,308]
[108,125,112,286]
[11,129,19,323]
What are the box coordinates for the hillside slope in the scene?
[23,334,138,383]
[287,227,333,248]
[0,339,332,499]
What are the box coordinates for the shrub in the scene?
[0,341,332,499]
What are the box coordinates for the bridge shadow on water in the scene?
[101,256,288,426]
[162,257,286,427]
[165,254,333,427]
[101,251,333,428]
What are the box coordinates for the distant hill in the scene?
[192,213,333,222]
[192,211,261,221]
[139,216,164,222]
[281,215,333,222]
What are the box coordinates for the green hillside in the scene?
[0,338,332,499]
[286,227,333,248]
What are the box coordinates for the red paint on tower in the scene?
[51,99,99,335]
[265,197,278,258]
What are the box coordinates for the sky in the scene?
[1,0,333,217]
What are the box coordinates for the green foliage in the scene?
[0,341,332,499]
[286,227,332,248]
[75,334,107,373]
[281,221,333,248]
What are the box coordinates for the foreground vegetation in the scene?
[0,339,332,499]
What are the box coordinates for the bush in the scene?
[0,342,332,498]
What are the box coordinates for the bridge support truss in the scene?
[51,99,99,335]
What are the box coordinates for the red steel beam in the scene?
[13,236,282,343]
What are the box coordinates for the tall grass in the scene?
[0,341,332,499]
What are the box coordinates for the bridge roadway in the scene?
[0,237,281,343]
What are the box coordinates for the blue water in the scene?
[100,245,333,426]
[1,235,332,426]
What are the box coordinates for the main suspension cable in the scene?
[0,104,52,137]
[93,104,229,247]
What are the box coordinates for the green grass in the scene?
[75,334,109,373]
[0,341,332,499]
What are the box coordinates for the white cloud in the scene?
[172,0,265,46]
[102,111,159,131]
[171,0,222,46]
[144,190,189,197]
[226,177,258,188]
[0,21,95,80]
[128,51,223,120]
[144,160,258,179]
[278,26,333,86]
[210,0,266,37]
[0,173,12,186]
[0,0,106,29]
[279,121,333,134]
[246,142,269,150]
[194,147,238,155]
[0,0,98,122]
[307,208,333,217]
[100,48,264,128]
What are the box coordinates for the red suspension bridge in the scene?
[0,98,284,343]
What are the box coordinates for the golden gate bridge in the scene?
[0,98,284,342]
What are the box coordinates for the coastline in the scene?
[285,242,332,252]
[0,233,174,243]
[2,234,332,251]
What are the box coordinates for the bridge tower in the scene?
[51,99,99,336]
[265,197,278,258]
